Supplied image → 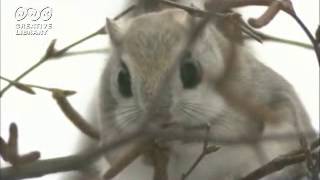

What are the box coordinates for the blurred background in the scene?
[1,0,319,180]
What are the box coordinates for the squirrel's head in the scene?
[99,9,243,138]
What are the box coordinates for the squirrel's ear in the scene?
[105,18,123,45]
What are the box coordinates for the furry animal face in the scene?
[99,9,255,142]
[96,7,313,180]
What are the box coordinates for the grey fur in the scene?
[69,4,316,180]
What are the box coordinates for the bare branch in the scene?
[0,128,142,180]
[0,77,99,143]
[181,126,220,180]
[245,31,313,49]
[290,12,320,66]
[103,138,151,180]
[0,76,76,95]
[0,128,146,180]
[316,26,320,45]
[0,76,36,95]
[1,125,316,180]
[150,143,170,180]
[240,138,320,180]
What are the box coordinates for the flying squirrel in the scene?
[68,1,317,180]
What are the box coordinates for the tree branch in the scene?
[241,137,320,180]
[181,126,220,180]
[1,126,317,180]
[0,76,76,95]
[0,130,143,180]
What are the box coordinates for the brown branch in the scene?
[241,25,263,43]
[298,133,318,180]
[52,90,100,140]
[0,129,143,180]
[145,125,318,146]
[150,143,170,180]
[307,137,320,180]
[103,138,151,180]
[0,123,40,166]
[0,4,136,98]
[0,125,318,180]
[0,153,96,180]
[290,11,320,66]
[241,138,320,180]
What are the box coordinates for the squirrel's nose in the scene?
[144,106,172,128]
[142,92,173,127]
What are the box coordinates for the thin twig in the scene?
[181,126,220,180]
[1,75,99,141]
[62,48,110,57]
[290,13,320,66]
[316,26,320,45]
[245,31,313,49]
[0,76,76,95]
[0,76,36,95]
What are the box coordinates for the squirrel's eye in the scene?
[118,62,133,98]
[180,53,201,89]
